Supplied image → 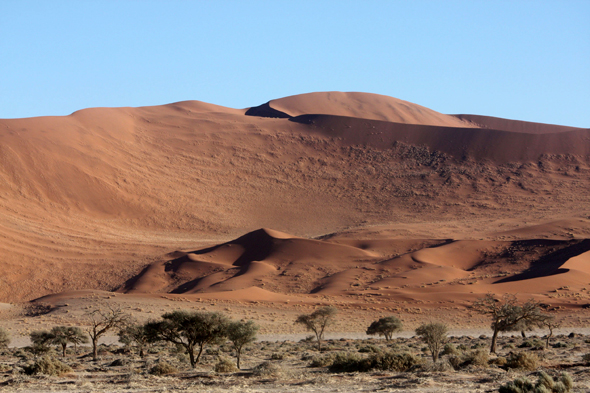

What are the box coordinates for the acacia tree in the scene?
[415,322,448,363]
[145,310,229,368]
[366,316,403,341]
[50,326,88,357]
[85,304,129,360]
[0,328,9,349]
[118,322,150,358]
[226,320,258,369]
[30,330,54,354]
[472,293,549,353]
[295,306,337,352]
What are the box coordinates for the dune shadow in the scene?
[495,239,590,283]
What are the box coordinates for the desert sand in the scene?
[1,91,590,391]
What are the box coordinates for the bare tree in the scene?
[85,304,129,360]
[472,293,548,353]
[295,306,337,352]
[226,320,258,369]
[415,322,448,363]
[366,316,403,341]
[541,315,559,349]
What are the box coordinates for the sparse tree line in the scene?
[0,293,580,391]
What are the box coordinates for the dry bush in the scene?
[253,361,283,378]
[506,352,539,370]
[582,353,590,365]
[310,353,337,368]
[214,357,238,373]
[149,361,178,376]
[327,351,422,373]
[498,371,572,393]
[24,356,72,376]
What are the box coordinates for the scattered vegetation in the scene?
[85,304,129,360]
[226,320,258,369]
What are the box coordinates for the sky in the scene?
[1,1,589,127]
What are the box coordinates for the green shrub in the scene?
[149,361,178,376]
[506,352,539,370]
[214,357,238,373]
[24,356,72,376]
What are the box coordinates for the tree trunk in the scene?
[236,349,241,369]
[62,343,67,357]
[546,328,553,349]
[521,330,526,338]
[139,346,145,358]
[195,343,205,364]
[188,344,196,368]
[92,337,98,360]
[490,329,499,354]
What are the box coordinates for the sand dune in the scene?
[0,91,589,306]
[248,91,474,127]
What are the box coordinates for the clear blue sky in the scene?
[1,1,589,127]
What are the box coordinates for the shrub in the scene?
[149,361,178,376]
[24,356,72,376]
[328,352,370,372]
[441,343,459,356]
[552,342,568,348]
[270,352,285,360]
[310,353,336,367]
[490,356,507,366]
[371,352,423,372]
[253,361,282,378]
[506,352,539,370]
[327,351,422,373]
[582,353,590,365]
[447,349,489,370]
[214,357,238,373]
[498,371,572,393]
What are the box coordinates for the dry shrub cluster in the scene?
[148,361,178,376]
[499,371,573,393]
[327,351,423,373]
[24,356,72,376]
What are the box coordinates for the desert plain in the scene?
[1,91,590,391]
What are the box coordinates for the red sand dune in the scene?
[0,91,589,308]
